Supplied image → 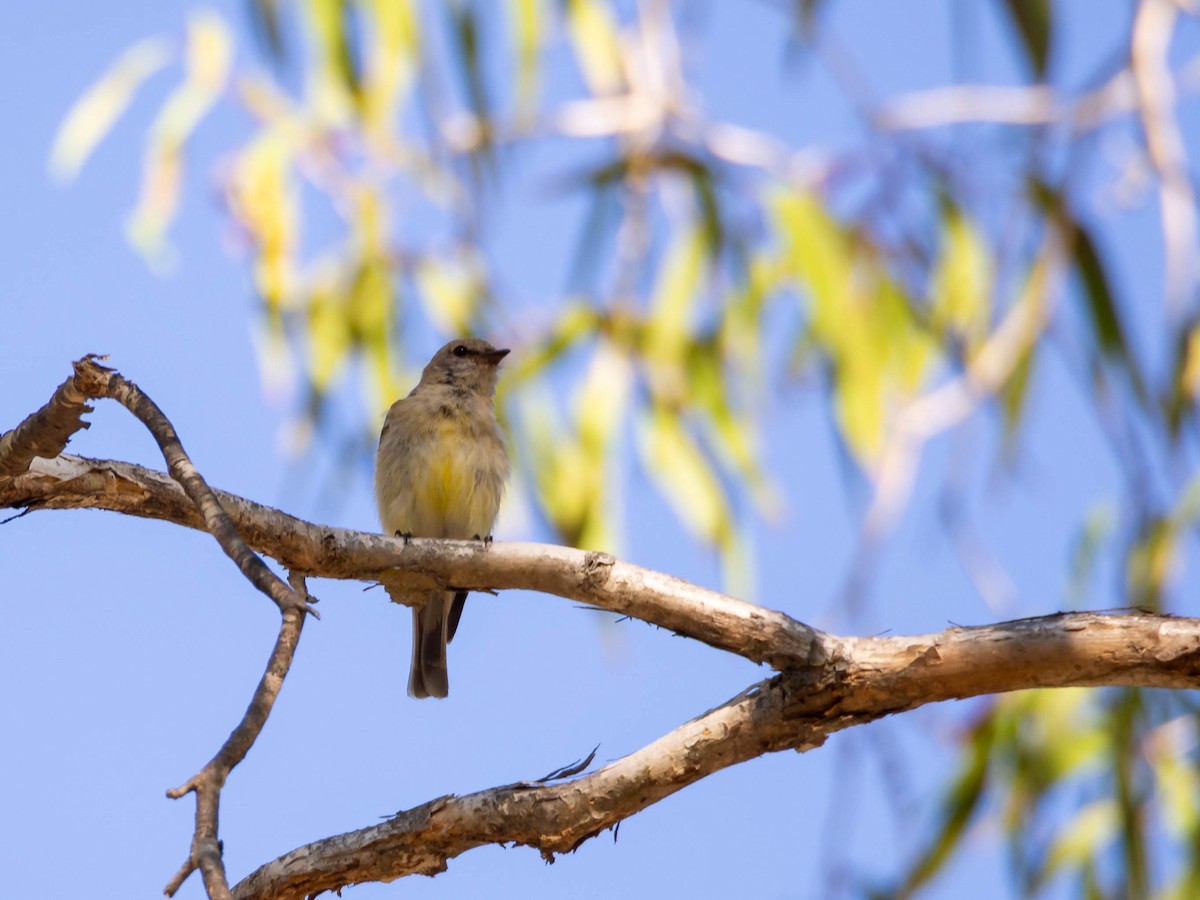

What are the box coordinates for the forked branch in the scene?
[0,357,311,899]
[4,360,1200,900]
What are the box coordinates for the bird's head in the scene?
[418,338,510,396]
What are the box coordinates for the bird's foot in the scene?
[472,533,494,548]
[394,530,413,545]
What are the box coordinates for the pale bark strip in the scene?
[1,455,826,669]
[232,611,1200,900]
[1132,0,1198,313]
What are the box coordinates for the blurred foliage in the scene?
[50,0,1200,896]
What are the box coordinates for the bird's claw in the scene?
[472,533,494,548]
[394,530,413,545]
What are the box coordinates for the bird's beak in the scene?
[484,348,510,365]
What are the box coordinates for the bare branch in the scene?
[1,454,825,669]
[232,611,1200,900]
[96,366,304,615]
[0,354,108,476]
[0,357,313,899]
[166,592,309,898]
[8,362,1200,900]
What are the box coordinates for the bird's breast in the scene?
[378,409,506,539]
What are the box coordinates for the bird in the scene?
[374,338,510,698]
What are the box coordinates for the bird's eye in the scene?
[453,345,468,357]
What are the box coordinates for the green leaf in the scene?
[307,282,352,392]
[247,0,287,63]
[349,257,396,406]
[518,345,630,552]
[1125,516,1177,611]
[1002,0,1053,77]
[574,344,631,550]
[504,302,600,385]
[1073,221,1147,402]
[1147,716,1200,839]
[687,342,781,520]
[1110,689,1149,899]
[1065,502,1116,608]
[1166,316,1200,437]
[998,343,1036,455]
[1037,800,1118,886]
[772,188,935,469]
[895,708,997,895]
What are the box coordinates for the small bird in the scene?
[375,338,510,698]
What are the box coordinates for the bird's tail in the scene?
[409,590,451,699]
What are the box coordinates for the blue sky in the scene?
[2,2,1195,899]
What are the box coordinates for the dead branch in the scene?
[5,359,1200,900]
[0,357,310,899]
[0,354,107,476]
[0,453,824,669]
[231,611,1200,900]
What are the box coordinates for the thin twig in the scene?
[1,357,312,899]
[165,590,309,898]
[98,369,304,614]
[1132,0,1199,315]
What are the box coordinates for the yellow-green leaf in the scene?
[307,282,351,392]
[644,225,706,402]
[305,0,360,124]
[228,132,298,313]
[362,0,419,136]
[1041,800,1118,880]
[1125,516,1177,610]
[688,345,781,519]
[1146,716,1200,837]
[931,208,992,350]
[564,0,623,95]
[770,189,851,342]
[49,37,173,181]
[416,256,478,336]
[505,301,599,385]
[127,11,234,262]
[637,407,729,546]
[508,0,545,116]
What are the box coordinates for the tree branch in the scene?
[165,580,310,899]
[0,454,824,669]
[7,361,1200,900]
[231,611,1200,900]
[0,357,312,899]
[0,354,107,476]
